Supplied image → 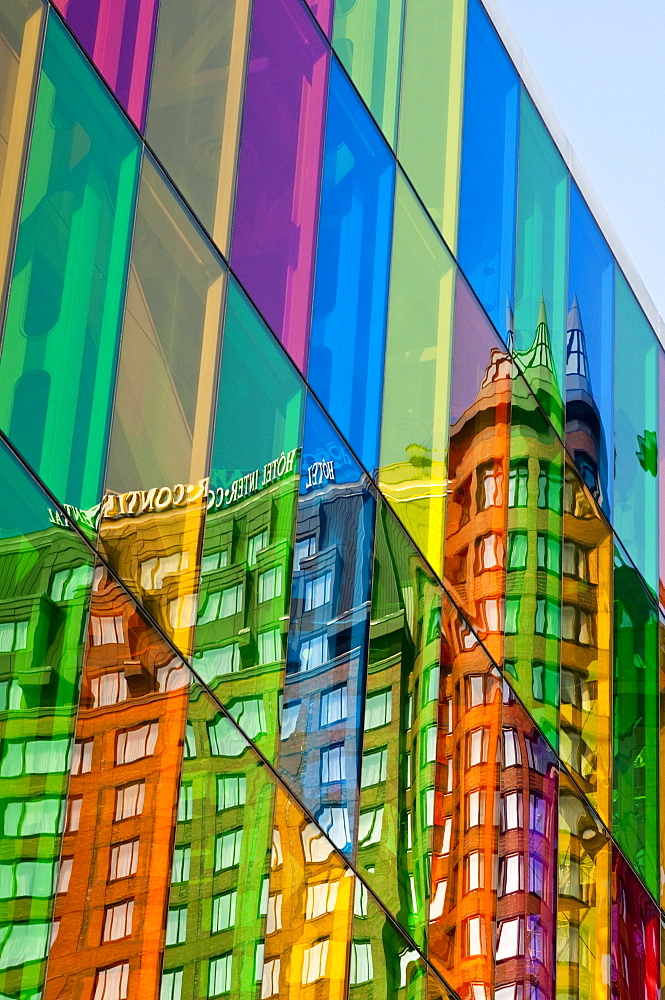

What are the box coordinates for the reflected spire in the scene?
[516,296,556,375]
[506,295,514,354]
[566,294,592,393]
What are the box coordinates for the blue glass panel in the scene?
[309,59,395,475]
[567,183,614,516]
[279,394,376,861]
[458,0,519,341]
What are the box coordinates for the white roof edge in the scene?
[478,0,665,348]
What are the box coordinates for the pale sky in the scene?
[495,0,665,319]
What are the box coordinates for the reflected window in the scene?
[294,536,316,570]
[364,689,392,730]
[299,634,327,671]
[350,941,373,985]
[177,783,193,823]
[317,807,351,851]
[201,550,229,574]
[258,566,282,603]
[528,853,545,898]
[496,917,524,960]
[184,724,196,759]
[476,462,503,509]
[501,791,522,831]
[258,629,281,665]
[354,880,369,918]
[248,531,268,566]
[212,890,237,933]
[480,598,502,634]
[50,564,91,602]
[261,958,280,997]
[476,533,504,571]
[361,747,388,787]
[529,793,547,835]
[502,728,522,767]
[166,906,188,946]
[499,854,523,895]
[507,532,528,570]
[66,797,82,832]
[109,840,139,881]
[535,599,559,638]
[467,728,489,767]
[465,851,483,892]
[90,615,124,646]
[160,970,183,1000]
[562,540,589,580]
[465,916,485,956]
[508,462,528,507]
[116,723,158,765]
[266,892,283,934]
[320,685,347,727]
[57,857,73,894]
[321,744,345,784]
[504,596,520,634]
[0,621,28,652]
[528,916,546,965]
[465,790,486,829]
[93,962,129,1000]
[90,672,128,707]
[537,533,561,574]
[304,572,332,611]
[466,675,485,708]
[537,461,562,511]
[214,829,243,871]
[172,846,191,884]
[140,552,188,591]
[306,881,339,919]
[561,604,594,645]
[209,953,232,996]
[4,797,64,836]
[302,939,329,985]
[199,585,244,623]
[281,701,301,740]
[196,644,241,679]
[1,738,70,777]
[216,776,246,811]
[103,900,134,942]
[423,726,437,765]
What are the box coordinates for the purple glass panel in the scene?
[52,0,158,130]
[305,0,334,36]
[231,0,329,372]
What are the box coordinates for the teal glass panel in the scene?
[0,438,94,999]
[356,499,441,950]
[0,16,140,511]
[193,279,304,765]
[613,270,659,598]
[514,92,568,435]
[613,541,659,898]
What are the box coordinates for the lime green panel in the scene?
[0,16,140,512]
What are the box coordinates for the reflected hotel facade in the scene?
[0,0,662,999]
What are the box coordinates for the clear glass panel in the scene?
[566,183,614,517]
[613,270,659,598]
[0,439,94,999]
[146,0,252,256]
[613,541,659,898]
[279,395,376,861]
[430,593,501,999]
[51,0,159,129]
[357,499,441,950]
[332,0,405,149]
[513,92,568,437]
[458,0,519,339]
[100,156,226,659]
[231,0,329,373]
[309,59,395,475]
[557,772,610,1000]
[611,849,659,1000]
[0,0,44,310]
[445,272,511,666]
[397,0,466,249]
[379,171,455,576]
[193,279,304,764]
[0,15,140,511]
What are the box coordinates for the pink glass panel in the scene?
[231,0,329,372]
[52,0,158,130]
[305,0,334,36]
[612,849,659,1000]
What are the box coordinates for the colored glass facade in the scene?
[0,0,663,998]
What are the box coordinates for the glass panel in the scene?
[613,541,659,898]
[51,0,159,130]
[557,772,610,1000]
[146,0,252,256]
[0,0,44,310]
[357,499,441,950]
[397,0,466,249]
[379,171,455,576]
[99,156,225,659]
[513,92,568,436]
[0,439,94,999]
[495,685,558,1000]
[504,361,563,750]
[309,59,395,475]
[332,0,405,149]
[445,272,511,666]
[611,849,659,1000]
[161,679,275,998]
[45,574,189,999]
[660,349,665,616]
[279,395,376,860]
[0,16,140,511]
[458,0,519,338]
[264,785,353,1000]
[613,270,659,598]
[305,0,334,37]
[231,0,329,373]
[430,593,501,998]
[566,183,614,516]
[193,279,304,764]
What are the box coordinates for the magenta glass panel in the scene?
[612,849,659,1000]
[305,0,334,36]
[659,347,665,614]
[52,0,158,130]
[231,0,329,372]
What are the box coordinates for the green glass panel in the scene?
[397,0,466,249]
[332,0,405,148]
[0,0,44,310]
[192,279,304,765]
[357,500,441,950]
[613,270,659,597]
[0,16,140,511]
[504,363,563,750]
[613,542,659,898]
[513,92,567,436]
[0,439,94,999]
[162,681,274,1000]
[146,0,252,255]
[379,171,454,576]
